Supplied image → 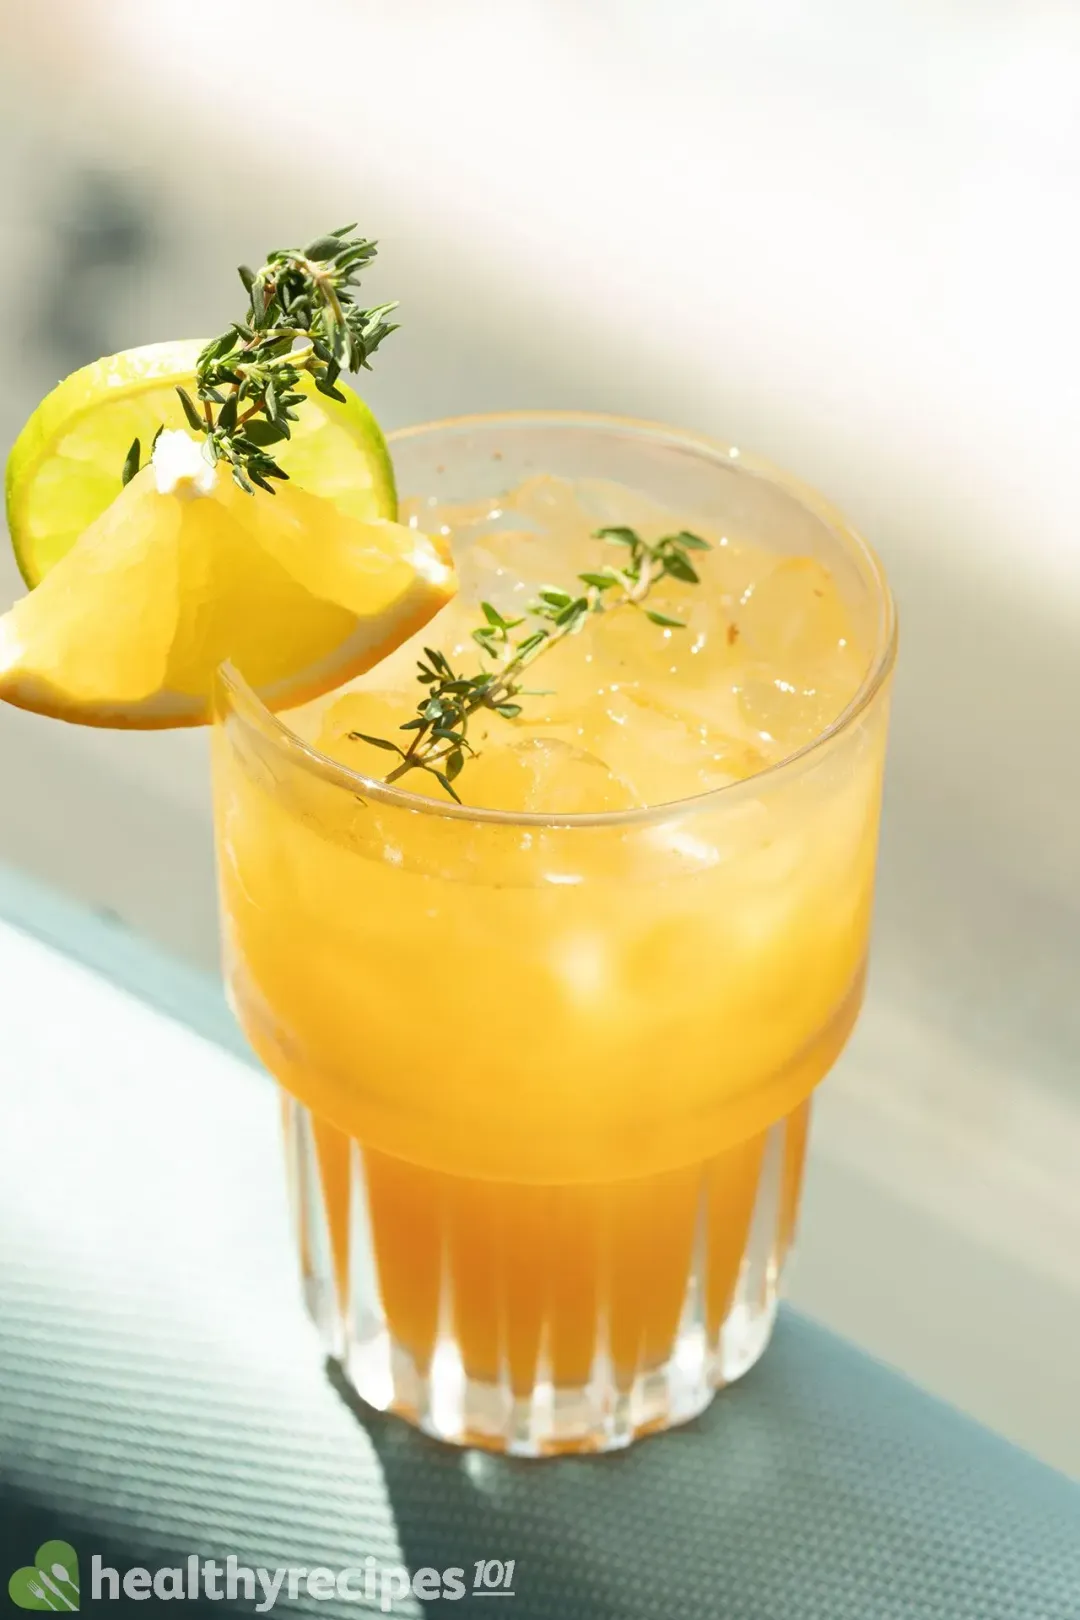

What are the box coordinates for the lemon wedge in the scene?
[5,340,399,588]
[0,431,454,727]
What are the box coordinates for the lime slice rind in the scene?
[5,340,397,587]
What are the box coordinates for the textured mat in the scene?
[1,869,1077,1619]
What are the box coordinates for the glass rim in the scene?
[219,409,897,830]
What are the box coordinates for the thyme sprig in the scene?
[353,526,711,801]
[121,225,397,494]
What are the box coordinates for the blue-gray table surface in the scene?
[0,865,1076,1619]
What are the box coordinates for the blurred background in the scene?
[0,0,1077,1471]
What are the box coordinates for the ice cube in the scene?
[590,592,740,694]
[315,689,418,778]
[735,668,837,753]
[553,931,613,1003]
[461,527,587,618]
[571,477,687,537]
[732,557,865,753]
[462,735,639,814]
[457,475,631,606]
[500,473,596,535]
[570,688,768,806]
[501,620,613,727]
[399,492,494,536]
[454,533,545,616]
[738,557,853,668]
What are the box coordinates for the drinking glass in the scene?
[212,413,895,1455]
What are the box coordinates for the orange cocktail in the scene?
[213,413,894,1454]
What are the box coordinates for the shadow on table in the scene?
[327,1312,1080,1620]
[0,1485,249,1619]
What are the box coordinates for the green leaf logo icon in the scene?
[8,1541,79,1610]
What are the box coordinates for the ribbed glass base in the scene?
[281,1098,809,1455]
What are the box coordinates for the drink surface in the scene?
[216,470,887,1185]
[304,473,869,812]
